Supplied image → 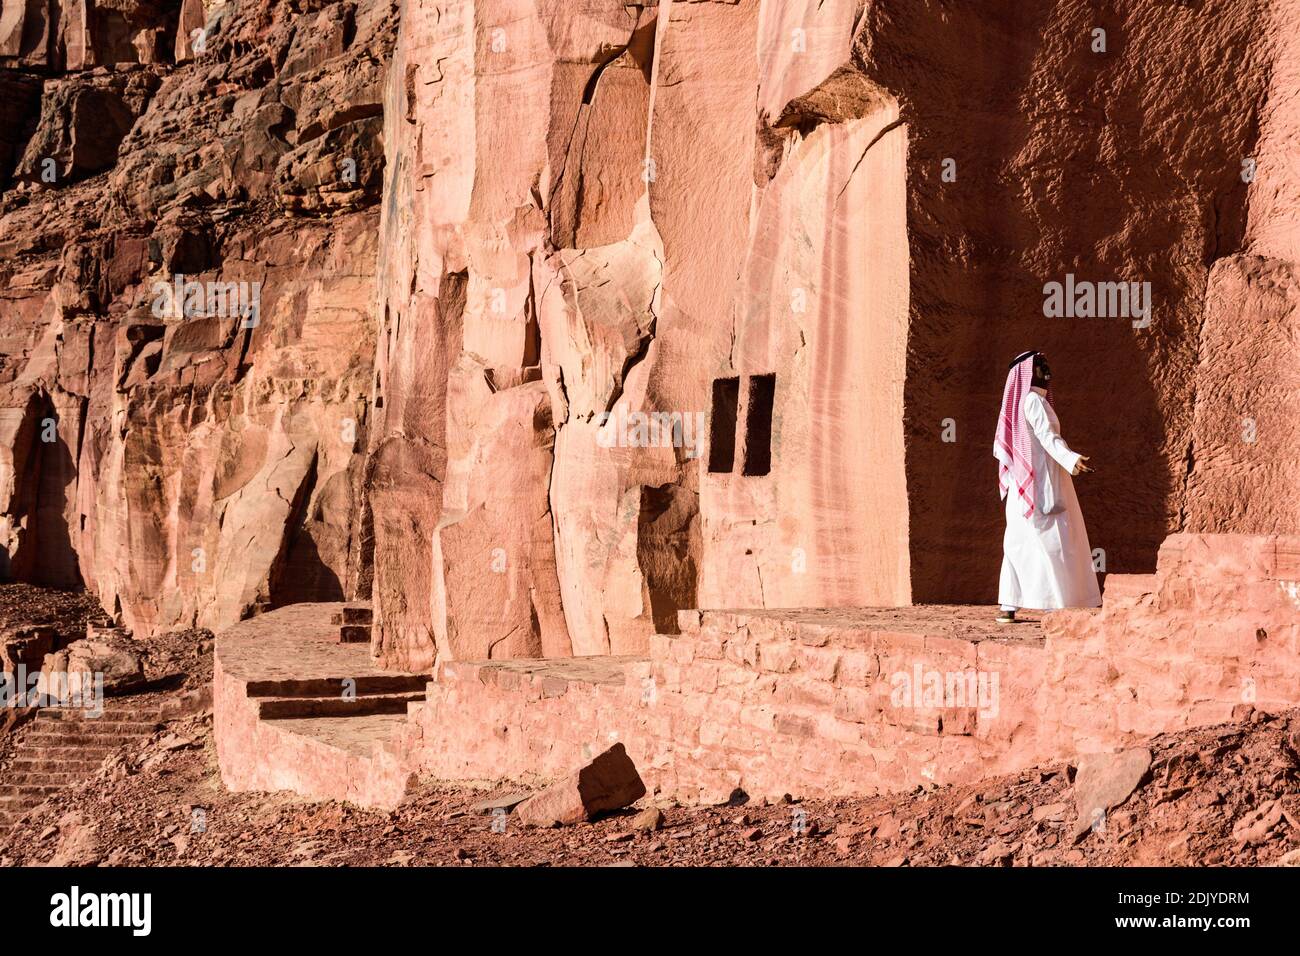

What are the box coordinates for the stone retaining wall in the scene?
[399,535,1300,806]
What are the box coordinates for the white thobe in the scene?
[998,387,1101,610]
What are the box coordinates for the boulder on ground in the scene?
[1071,748,1152,838]
[36,635,145,701]
[514,743,646,827]
[0,625,56,673]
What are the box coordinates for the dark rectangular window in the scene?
[742,373,775,476]
[708,376,739,473]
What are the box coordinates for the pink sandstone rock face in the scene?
[859,0,1298,601]
[0,0,1297,684]
[0,0,394,633]
[366,0,1300,669]
[1183,3,1300,533]
[366,0,912,668]
[1,0,179,71]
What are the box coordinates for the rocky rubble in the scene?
[0,583,102,639]
[36,632,146,697]
[4,662,1298,866]
[1,0,1297,679]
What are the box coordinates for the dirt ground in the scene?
[2,697,1298,868]
[2,586,1298,867]
[0,584,103,643]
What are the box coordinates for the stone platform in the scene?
[215,535,1300,809]
[214,603,423,808]
[395,604,1049,805]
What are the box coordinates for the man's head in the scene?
[1033,354,1051,386]
[1008,350,1051,387]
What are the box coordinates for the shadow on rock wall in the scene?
[859,0,1266,601]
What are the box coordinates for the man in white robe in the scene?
[993,351,1101,622]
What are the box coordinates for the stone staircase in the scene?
[241,602,423,718]
[0,704,162,836]
[215,602,429,808]
[332,603,373,645]
[246,674,427,719]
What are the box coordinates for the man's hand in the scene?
[1072,455,1093,475]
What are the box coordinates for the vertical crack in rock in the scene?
[603,309,657,416]
[1,388,82,587]
[265,447,343,609]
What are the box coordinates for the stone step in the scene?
[11,757,105,774]
[22,732,151,748]
[28,723,157,738]
[32,712,158,728]
[244,674,428,698]
[338,624,371,644]
[329,603,373,626]
[25,725,156,742]
[0,784,63,799]
[255,691,425,720]
[262,713,408,758]
[34,709,161,724]
[21,746,116,761]
[6,771,80,786]
[30,717,158,731]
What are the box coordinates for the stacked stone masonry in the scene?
[215,534,1300,809]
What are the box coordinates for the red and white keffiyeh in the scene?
[994,353,1053,518]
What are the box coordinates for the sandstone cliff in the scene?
[366,0,1300,669]
[1,0,1296,671]
[0,0,393,635]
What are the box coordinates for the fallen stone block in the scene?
[472,792,531,815]
[1071,748,1152,838]
[36,635,145,700]
[1,625,56,673]
[514,743,646,827]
